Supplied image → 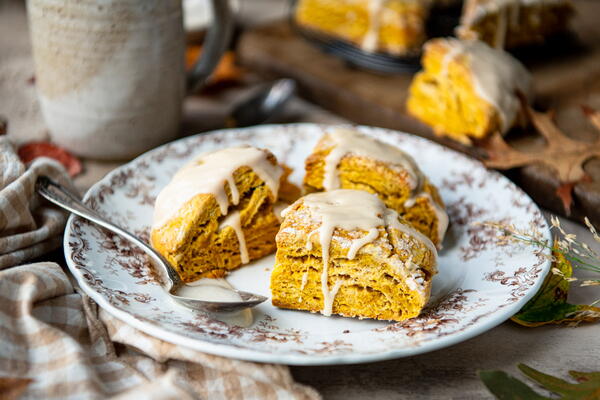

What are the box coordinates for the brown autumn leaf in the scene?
[482,104,600,214]
[17,141,82,177]
[0,376,33,400]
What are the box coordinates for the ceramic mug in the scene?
[27,0,232,160]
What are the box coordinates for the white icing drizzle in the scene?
[323,281,343,316]
[152,146,283,229]
[298,268,310,303]
[300,269,310,290]
[460,0,567,47]
[219,210,249,264]
[361,0,386,53]
[384,209,438,261]
[322,128,421,191]
[347,228,379,260]
[301,189,437,316]
[439,43,463,76]
[319,129,449,244]
[404,192,449,247]
[305,231,315,251]
[436,38,532,133]
[463,0,561,25]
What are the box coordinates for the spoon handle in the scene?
[36,176,182,288]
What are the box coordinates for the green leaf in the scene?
[511,250,600,327]
[518,364,600,399]
[478,370,550,400]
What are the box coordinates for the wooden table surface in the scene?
[237,0,600,227]
[1,1,599,398]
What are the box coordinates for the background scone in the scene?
[271,189,437,321]
[407,37,532,144]
[304,128,448,248]
[457,0,574,49]
[151,146,298,282]
[294,0,430,55]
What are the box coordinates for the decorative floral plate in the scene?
[64,124,551,365]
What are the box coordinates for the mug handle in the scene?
[186,0,234,94]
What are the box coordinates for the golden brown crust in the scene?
[270,197,436,321]
[151,150,299,282]
[294,0,429,56]
[303,138,446,247]
[407,39,502,143]
[457,0,574,49]
[279,164,302,204]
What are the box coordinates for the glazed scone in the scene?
[294,0,430,56]
[271,189,437,321]
[456,0,574,49]
[407,38,532,144]
[304,128,448,248]
[151,146,298,282]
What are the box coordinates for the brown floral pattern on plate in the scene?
[64,124,551,365]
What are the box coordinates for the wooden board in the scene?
[238,0,600,226]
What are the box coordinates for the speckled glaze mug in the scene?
[27,0,232,160]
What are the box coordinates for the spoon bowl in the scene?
[36,176,268,313]
[229,78,296,127]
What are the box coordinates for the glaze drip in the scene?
[461,0,566,49]
[347,228,379,260]
[153,146,283,229]
[435,38,531,134]
[219,210,249,264]
[323,128,422,191]
[361,0,386,53]
[404,192,449,247]
[321,128,449,244]
[301,189,437,316]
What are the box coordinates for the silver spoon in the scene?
[227,78,296,127]
[36,176,268,313]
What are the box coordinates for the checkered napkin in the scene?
[0,138,319,399]
[0,136,73,269]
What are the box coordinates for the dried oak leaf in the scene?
[17,142,82,177]
[482,105,600,214]
[511,249,600,327]
[0,376,33,400]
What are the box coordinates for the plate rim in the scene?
[63,123,552,365]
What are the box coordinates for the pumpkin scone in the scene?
[294,0,430,55]
[271,189,437,321]
[406,37,532,144]
[456,0,574,49]
[304,128,448,248]
[151,146,298,282]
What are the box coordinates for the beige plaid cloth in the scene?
[0,136,73,269]
[0,138,319,400]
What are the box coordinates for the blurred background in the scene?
[1,0,599,223]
